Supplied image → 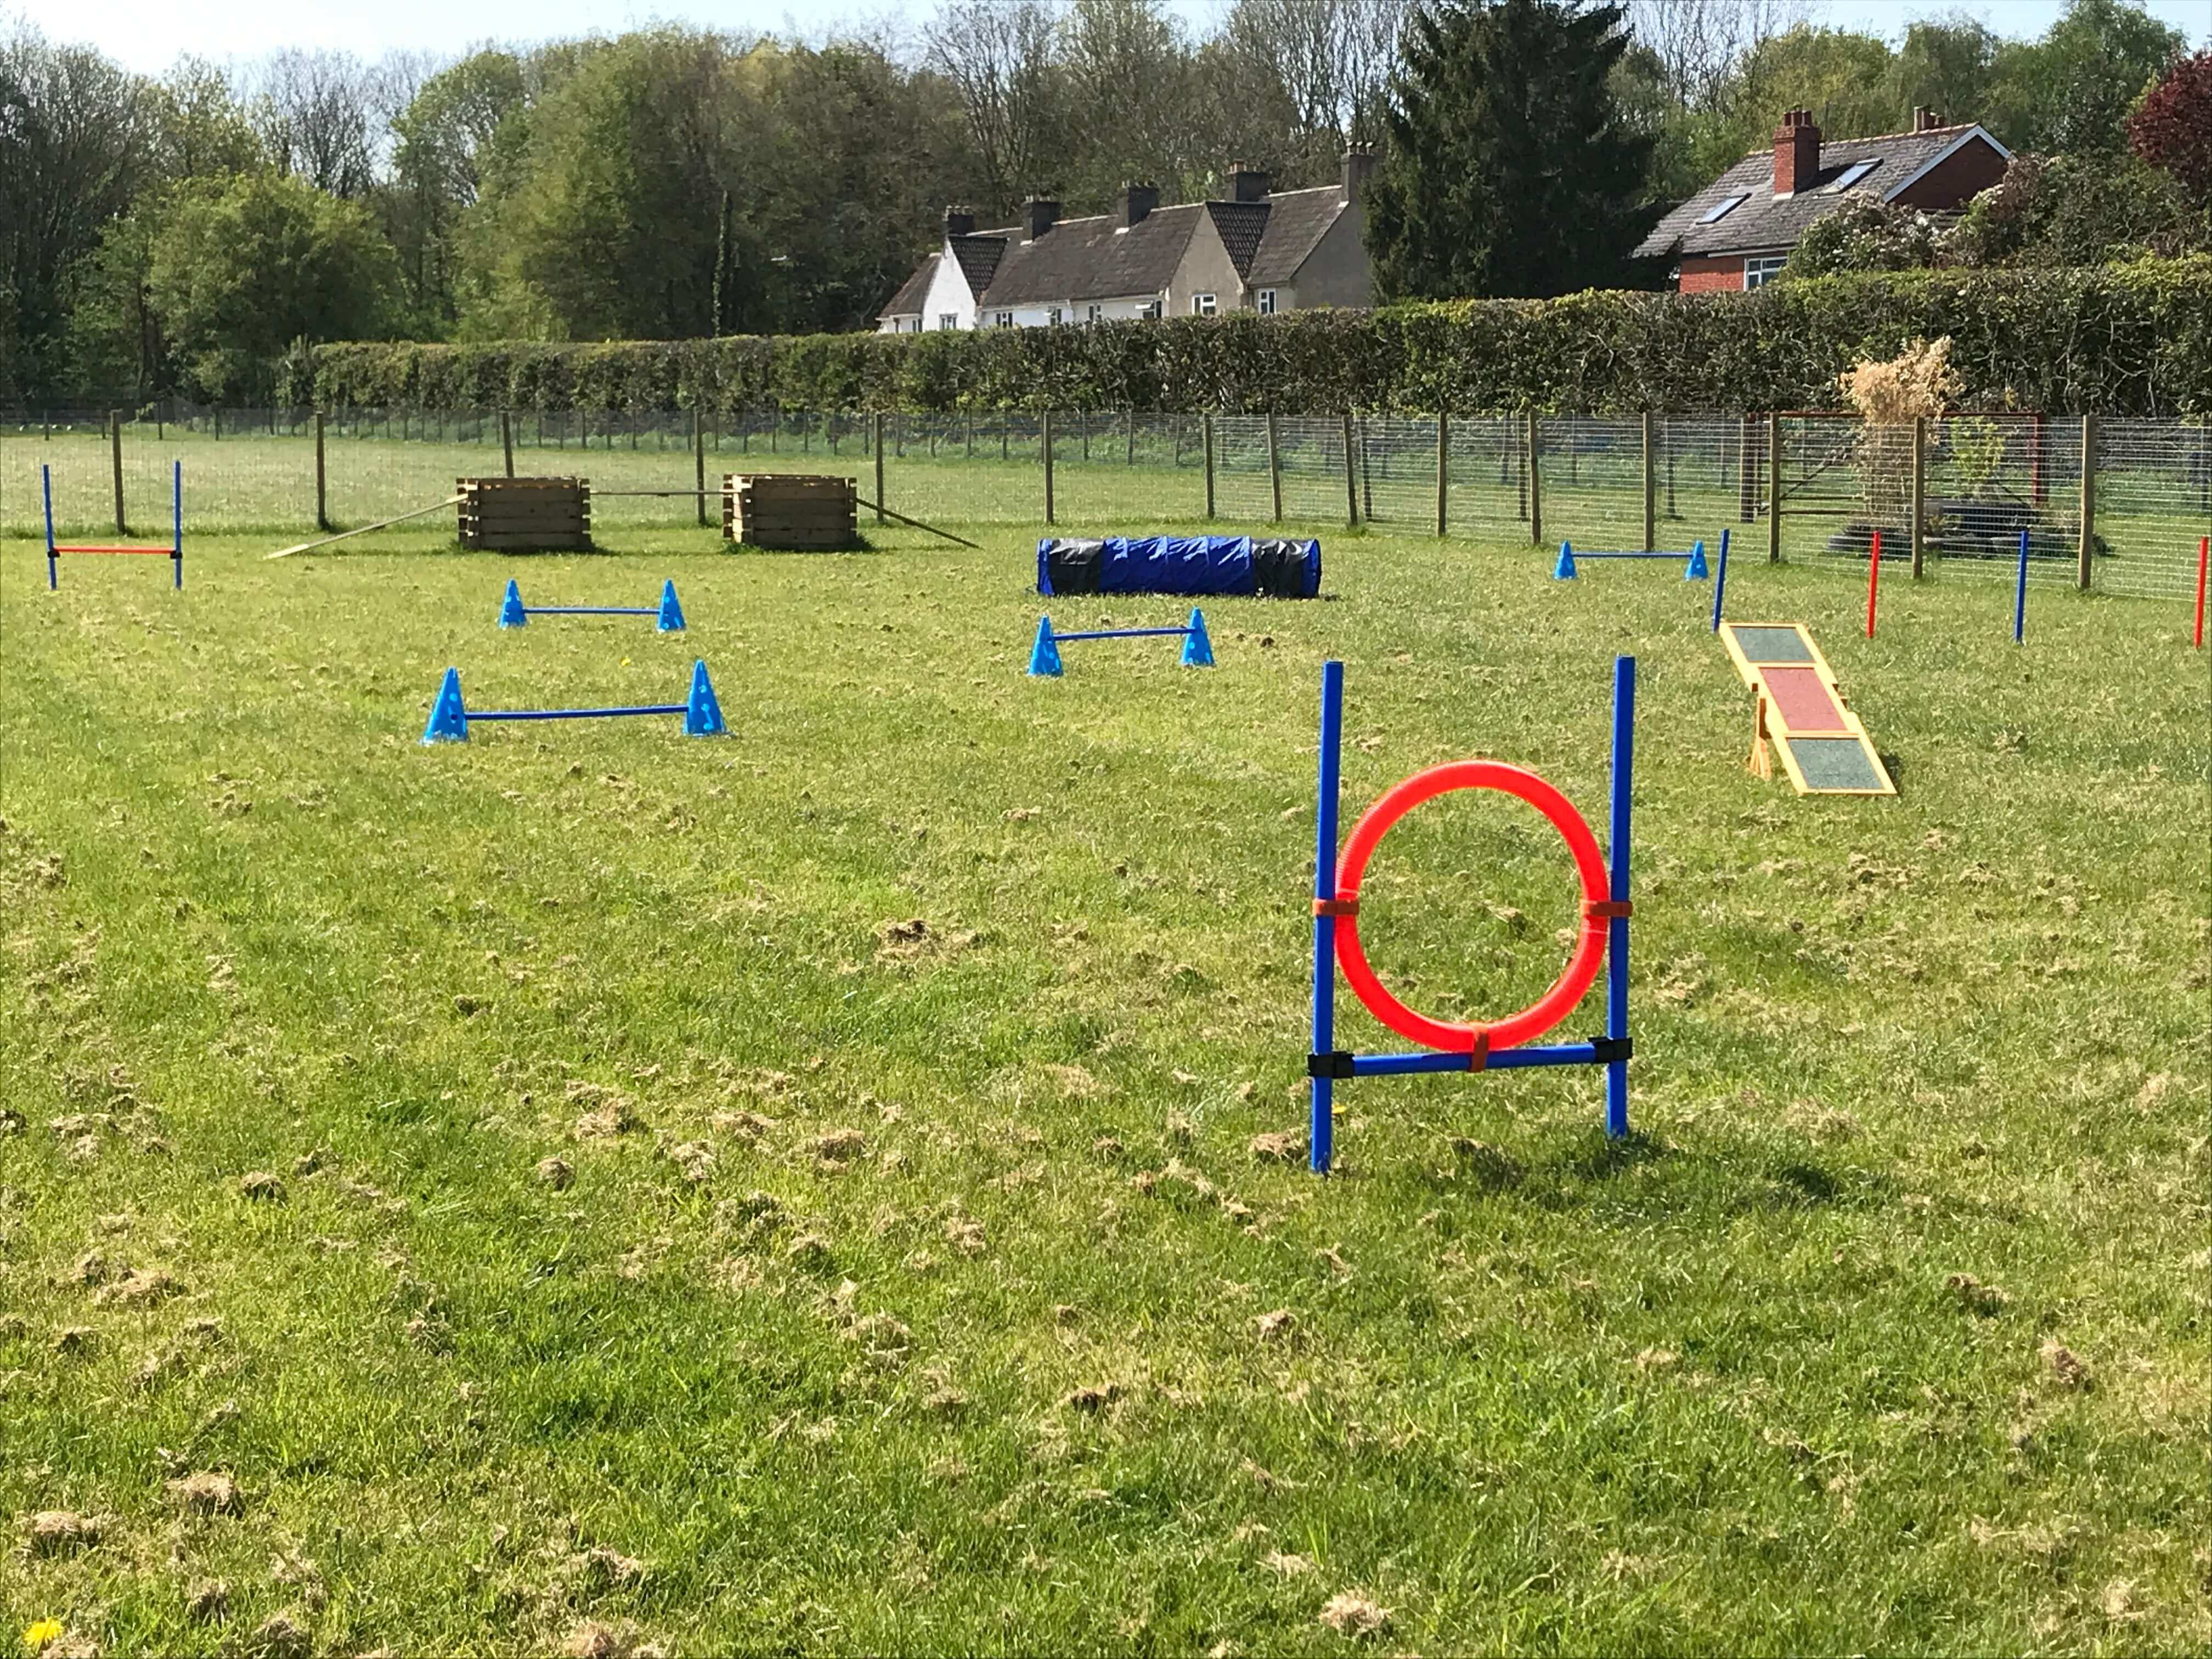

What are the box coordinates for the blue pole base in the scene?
[1027,616,1064,676]
[422,668,470,743]
[685,659,725,735]
[657,579,686,632]
[1553,540,1577,579]
[1685,539,1709,579]
[499,579,528,628]
[1180,607,1214,667]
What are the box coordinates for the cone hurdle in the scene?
[1554,538,1708,580]
[1028,607,1214,676]
[422,660,725,743]
[499,578,685,630]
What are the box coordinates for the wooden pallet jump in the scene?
[723,473,857,551]
[459,477,592,552]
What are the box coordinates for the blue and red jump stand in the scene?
[1028,608,1212,675]
[44,461,183,590]
[1307,656,1637,1173]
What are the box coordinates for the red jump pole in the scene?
[1865,528,1882,640]
[2194,535,2208,650]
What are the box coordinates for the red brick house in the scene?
[1637,109,2012,291]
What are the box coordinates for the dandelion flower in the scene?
[23,1620,65,1656]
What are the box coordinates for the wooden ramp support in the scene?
[1719,622,1896,797]
[459,476,592,552]
[724,473,857,551]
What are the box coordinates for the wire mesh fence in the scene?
[7,405,2205,600]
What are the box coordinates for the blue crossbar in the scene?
[471,704,686,720]
[528,606,654,617]
[1051,626,1194,641]
[1345,1042,1605,1076]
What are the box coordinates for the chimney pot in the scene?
[1913,106,1943,132]
[1022,196,1059,240]
[943,206,975,239]
[1773,108,1821,196]
[1226,161,1270,203]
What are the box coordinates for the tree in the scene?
[1365,0,1659,300]
[921,0,1067,218]
[251,49,380,198]
[1884,14,2001,127]
[2127,50,2212,207]
[1984,0,2183,155]
[148,171,404,398]
[1945,151,2210,267]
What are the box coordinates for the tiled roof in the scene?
[949,234,1008,297]
[978,203,1207,306]
[877,256,936,319]
[1635,126,2000,259]
[1205,201,1270,275]
[1244,186,1347,285]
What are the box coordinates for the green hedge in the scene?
[292,257,2212,416]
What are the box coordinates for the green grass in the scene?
[2,515,2207,1656]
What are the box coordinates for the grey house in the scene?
[877,153,1376,332]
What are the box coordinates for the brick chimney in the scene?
[1117,183,1159,228]
[1023,197,1059,240]
[1340,145,1375,206]
[943,206,975,239]
[1912,106,1943,132]
[1774,108,1820,196]
[1226,161,1269,203]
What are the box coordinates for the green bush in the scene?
[290,257,2212,416]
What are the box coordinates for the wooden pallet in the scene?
[723,473,856,551]
[459,477,592,552]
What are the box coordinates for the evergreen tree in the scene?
[1365,0,1658,300]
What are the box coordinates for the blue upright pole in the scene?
[42,464,57,591]
[1709,527,1730,632]
[172,460,183,589]
[1310,659,1345,1173]
[1604,655,1635,1139]
[2013,529,2029,645]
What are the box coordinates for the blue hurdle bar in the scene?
[500,579,684,630]
[1307,656,1636,1172]
[1029,607,1213,675]
[422,660,725,742]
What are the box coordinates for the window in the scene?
[994,311,1014,329]
[1046,307,1063,326]
[1087,303,1102,324]
[1257,289,1277,315]
[1826,160,1879,193]
[1138,298,1161,320]
[1743,256,1787,290]
[938,313,957,331]
[1698,193,1748,224]
[1192,293,1217,317]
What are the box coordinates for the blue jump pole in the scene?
[1604,654,1635,1139]
[172,460,183,589]
[1709,527,1730,632]
[2013,529,2029,645]
[1310,659,1345,1173]
[42,465,57,591]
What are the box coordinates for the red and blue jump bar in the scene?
[44,462,182,590]
[1307,656,1635,1173]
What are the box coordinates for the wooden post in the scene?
[501,408,515,478]
[1768,410,1783,562]
[314,410,329,531]
[1043,410,1056,525]
[873,412,886,524]
[1738,414,1757,522]
[2078,413,2096,590]
[1126,408,1135,466]
[1641,411,1656,552]
[1910,416,1926,578]
[1203,413,1216,519]
[110,409,126,534]
[1435,413,1448,536]
[1266,413,1282,523]
[695,408,708,527]
[1342,411,1358,526]
[1527,410,1542,547]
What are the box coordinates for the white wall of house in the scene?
[919,247,978,331]
[978,295,1163,329]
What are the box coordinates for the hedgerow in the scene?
[290,257,2211,416]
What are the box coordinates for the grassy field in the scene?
[2,514,2207,1656]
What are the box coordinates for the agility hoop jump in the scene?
[1306,657,1637,1173]
[44,462,183,590]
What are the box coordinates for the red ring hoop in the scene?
[1334,761,1610,1052]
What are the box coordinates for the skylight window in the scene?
[1827,160,1880,192]
[1699,193,1748,224]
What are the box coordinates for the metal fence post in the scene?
[110,409,126,534]
[1203,413,1216,520]
[695,408,708,527]
[1527,410,1542,547]
[1910,415,1926,578]
[314,410,329,531]
[1768,410,1783,562]
[1043,410,1055,525]
[873,411,886,524]
[1435,413,1448,537]
[2078,413,2096,590]
[1342,411,1358,526]
[1642,411,1656,551]
[1267,413,1282,523]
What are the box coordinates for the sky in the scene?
[14,0,2210,76]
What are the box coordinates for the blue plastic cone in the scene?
[421,667,469,743]
[1553,540,1577,579]
[1685,539,1709,580]
[684,659,725,736]
[1180,606,1215,668]
[657,579,686,631]
[1026,616,1064,676]
[498,579,528,628]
